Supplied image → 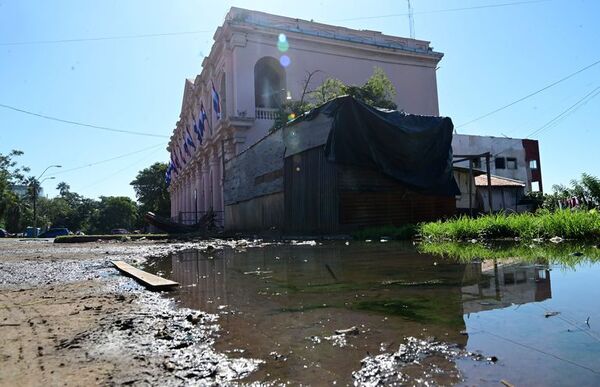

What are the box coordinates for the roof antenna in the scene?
[407,0,415,39]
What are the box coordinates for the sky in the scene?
[1,0,599,200]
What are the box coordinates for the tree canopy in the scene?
[271,66,398,131]
[130,162,171,217]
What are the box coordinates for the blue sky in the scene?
[1,0,598,199]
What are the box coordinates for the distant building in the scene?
[10,184,43,198]
[167,7,444,225]
[452,134,543,193]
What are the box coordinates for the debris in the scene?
[501,379,515,387]
[335,326,360,335]
[544,311,560,318]
[549,236,564,244]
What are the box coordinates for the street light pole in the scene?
[32,165,61,236]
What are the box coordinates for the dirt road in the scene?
[0,238,260,386]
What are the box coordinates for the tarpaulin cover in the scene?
[296,96,460,196]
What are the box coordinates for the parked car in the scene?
[38,228,70,238]
[0,228,8,238]
[110,228,129,235]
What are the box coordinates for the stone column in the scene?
[202,158,211,211]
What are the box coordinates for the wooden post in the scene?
[486,153,493,213]
[469,158,473,217]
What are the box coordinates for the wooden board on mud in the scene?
[111,260,179,289]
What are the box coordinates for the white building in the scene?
[452,134,543,193]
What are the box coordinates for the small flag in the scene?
[185,126,197,150]
[178,144,187,164]
[165,162,172,187]
[192,112,203,144]
[211,81,221,120]
[171,153,181,171]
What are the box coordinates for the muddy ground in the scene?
[0,238,263,386]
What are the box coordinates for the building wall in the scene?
[452,134,542,193]
[168,7,444,224]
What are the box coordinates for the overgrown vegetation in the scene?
[271,67,398,131]
[543,173,600,210]
[419,209,600,241]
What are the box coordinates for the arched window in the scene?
[254,57,286,109]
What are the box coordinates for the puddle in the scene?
[145,242,600,385]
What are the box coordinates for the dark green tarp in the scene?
[297,96,460,196]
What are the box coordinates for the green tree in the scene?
[270,67,398,131]
[90,196,138,234]
[130,162,171,217]
[0,150,30,231]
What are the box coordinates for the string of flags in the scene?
[165,85,220,187]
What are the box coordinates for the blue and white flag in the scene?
[165,162,172,187]
[178,144,187,164]
[211,81,221,120]
[171,153,181,171]
[183,139,191,157]
[185,126,197,150]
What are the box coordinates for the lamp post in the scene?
[32,165,61,236]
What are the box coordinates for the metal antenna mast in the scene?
[407,0,415,39]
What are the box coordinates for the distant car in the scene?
[0,229,8,238]
[38,228,70,238]
[110,228,129,235]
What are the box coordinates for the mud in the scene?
[0,238,265,386]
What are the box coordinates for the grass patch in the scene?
[54,234,169,243]
[419,209,600,242]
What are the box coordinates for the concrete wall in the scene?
[452,134,532,192]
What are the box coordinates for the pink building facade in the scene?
[167,7,444,225]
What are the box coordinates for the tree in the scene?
[130,162,171,218]
[0,150,30,231]
[270,67,398,131]
[90,196,138,234]
[543,173,600,210]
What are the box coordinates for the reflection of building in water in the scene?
[461,261,551,314]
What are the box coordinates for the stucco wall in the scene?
[452,134,531,191]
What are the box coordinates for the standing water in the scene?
[145,242,600,385]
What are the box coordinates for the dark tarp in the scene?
[293,96,460,196]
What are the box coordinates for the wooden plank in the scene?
[111,261,178,289]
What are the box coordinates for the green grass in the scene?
[418,209,600,242]
[54,234,169,243]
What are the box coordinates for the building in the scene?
[452,134,543,193]
[223,96,458,234]
[167,7,444,225]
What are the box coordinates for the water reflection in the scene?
[147,242,600,385]
[462,261,551,314]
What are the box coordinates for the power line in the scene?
[334,0,551,22]
[491,86,600,157]
[0,30,211,46]
[0,102,169,138]
[47,143,165,177]
[456,58,600,129]
[78,147,160,192]
[526,86,600,138]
